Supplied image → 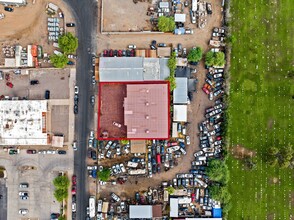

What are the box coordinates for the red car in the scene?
[103,50,108,57]
[72,175,77,186]
[117,50,122,57]
[216,136,222,141]
[202,87,210,94]
[191,193,196,202]
[27,150,37,154]
[6,82,13,88]
[72,186,76,195]
[109,49,113,57]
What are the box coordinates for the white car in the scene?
[185,136,190,145]
[120,163,126,173]
[128,44,136,49]
[47,150,56,154]
[194,150,204,157]
[38,150,47,154]
[19,209,28,215]
[72,142,77,151]
[74,86,79,94]
[113,122,121,128]
[111,193,121,202]
[213,73,223,79]
[72,202,76,212]
[192,161,205,166]
[167,146,180,153]
[202,147,214,153]
[19,183,29,188]
[106,150,112,158]
[89,130,95,139]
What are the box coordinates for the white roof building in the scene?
[173,105,187,122]
[0,100,48,145]
[0,0,27,6]
[129,205,152,219]
[173,77,188,104]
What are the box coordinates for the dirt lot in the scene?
[102,0,153,32]
[0,0,76,66]
[99,83,127,138]
[51,105,69,141]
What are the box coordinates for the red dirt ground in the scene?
[99,83,127,138]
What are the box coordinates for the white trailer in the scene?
[89,196,96,218]
[191,0,198,12]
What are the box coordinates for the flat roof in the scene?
[99,57,170,81]
[130,140,146,153]
[0,0,26,4]
[173,105,187,122]
[129,205,152,219]
[170,198,179,217]
[0,100,48,145]
[124,84,169,139]
[173,77,188,104]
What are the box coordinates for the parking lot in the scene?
[0,149,74,220]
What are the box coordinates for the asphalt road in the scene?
[0,179,7,220]
[63,0,98,219]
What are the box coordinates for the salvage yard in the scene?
[227,0,294,219]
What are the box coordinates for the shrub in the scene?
[187,47,203,62]
[58,32,78,54]
[158,16,176,32]
[50,54,68,68]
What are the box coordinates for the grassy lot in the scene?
[227,0,294,219]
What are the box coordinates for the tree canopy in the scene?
[166,52,177,91]
[158,16,176,32]
[98,168,111,182]
[58,32,78,54]
[53,176,70,189]
[50,54,69,68]
[187,47,203,63]
[54,188,68,202]
[205,51,226,67]
[206,159,229,184]
[266,145,293,168]
[166,186,175,195]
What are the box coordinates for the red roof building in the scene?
[124,83,169,139]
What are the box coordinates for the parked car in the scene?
[66,23,75,27]
[30,80,39,85]
[58,150,66,155]
[194,150,204,157]
[111,193,121,202]
[158,43,166,47]
[45,90,50,99]
[72,141,77,151]
[128,44,136,49]
[26,150,37,154]
[19,183,29,188]
[4,7,13,12]
[6,82,13,88]
[19,209,28,215]
[74,104,78,114]
[90,95,95,106]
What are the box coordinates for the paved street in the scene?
[0,179,7,220]
[63,0,98,219]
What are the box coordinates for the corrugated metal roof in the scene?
[175,13,186,22]
[129,205,153,218]
[170,198,179,217]
[99,57,170,81]
[124,84,169,139]
[173,77,188,104]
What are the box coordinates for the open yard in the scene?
[227,0,294,219]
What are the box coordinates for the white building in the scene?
[0,100,48,145]
[0,0,27,6]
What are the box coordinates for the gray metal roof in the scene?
[173,77,188,104]
[129,205,152,219]
[99,57,144,81]
[99,57,170,82]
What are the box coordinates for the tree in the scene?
[205,51,215,66]
[53,176,70,189]
[166,74,176,91]
[120,140,129,145]
[214,52,226,66]
[205,51,226,67]
[168,52,176,70]
[58,32,78,54]
[268,146,279,155]
[187,47,203,63]
[166,186,175,195]
[157,16,175,32]
[54,188,68,202]
[58,216,66,220]
[50,54,68,68]
[206,159,229,183]
[98,168,111,182]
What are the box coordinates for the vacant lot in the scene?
[227,0,294,219]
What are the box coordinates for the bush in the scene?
[168,52,177,70]
[187,47,203,63]
[205,51,226,67]
[50,54,68,68]
[54,188,68,202]
[166,186,175,195]
[207,159,229,183]
[53,176,70,189]
[158,16,176,32]
[120,140,129,145]
[58,32,78,54]
[98,168,111,182]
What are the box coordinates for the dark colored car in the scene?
[6,82,13,88]
[74,104,78,114]
[135,192,140,202]
[67,61,75,65]
[113,50,118,57]
[58,150,67,155]
[30,80,39,85]
[45,90,50,99]
[103,50,109,57]
[66,23,75,27]
[72,175,77,185]
[51,213,60,219]
[4,7,13,12]
[91,151,97,160]
[90,95,95,106]
[117,50,122,57]
[109,49,114,57]
[74,94,79,105]
[126,50,131,57]
[158,43,166,47]
[130,49,135,57]
[27,150,37,154]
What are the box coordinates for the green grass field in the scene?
[227,0,294,219]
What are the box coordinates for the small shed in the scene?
[174,13,186,23]
[172,122,179,138]
[130,140,146,153]
[173,77,188,104]
[173,105,187,122]
[129,205,152,219]
[51,136,64,148]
